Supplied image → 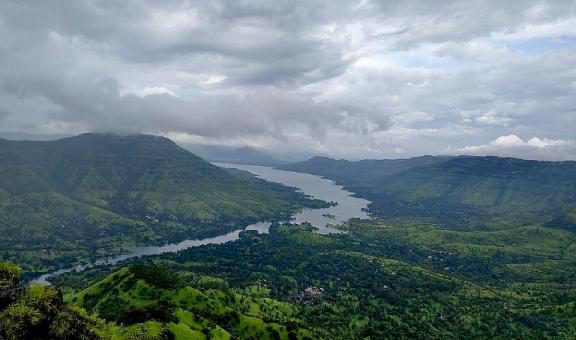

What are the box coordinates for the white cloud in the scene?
[493,17,576,41]
[448,135,576,161]
[434,40,510,60]
[474,111,514,126]
[135,86,177,97]
[392,111,434,125]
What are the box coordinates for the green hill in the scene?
[0,134,325,275]
[0,260,314,340]
[66,263,314,339]
[279,155,447,187]
[280,156,576,229]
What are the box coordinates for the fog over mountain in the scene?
[0,0,574,160]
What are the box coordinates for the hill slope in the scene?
[68,264,314,339]
[0,134,324,275]
[280,156,576,229]
[279,155,448,187]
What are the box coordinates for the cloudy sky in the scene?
[0,0,575,160]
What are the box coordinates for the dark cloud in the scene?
[0,0,356,85]
[369,0,576,47]
[0,108,9,121]
[0,0,574,159]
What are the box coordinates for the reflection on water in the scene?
[32,164,370,284]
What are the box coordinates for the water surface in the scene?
[218,163,370,234]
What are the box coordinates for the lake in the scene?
[32,164,370,284]
[217,163,370,234]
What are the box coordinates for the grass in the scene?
[69,266,314,339]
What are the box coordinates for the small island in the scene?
[322,213,336,219]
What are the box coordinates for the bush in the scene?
[0,262,21,290]
[0,261,106,340]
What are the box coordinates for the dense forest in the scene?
[1,219,569,339]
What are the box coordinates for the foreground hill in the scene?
[280,155,576,229]
[68,263,314,339]
[0,134,325,275]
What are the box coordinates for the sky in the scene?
[0,0,575,161]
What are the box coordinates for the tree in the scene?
[0,262,105,340]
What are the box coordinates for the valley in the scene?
[1,135,576,339]
[32,162,370,284]
[0,134,329,277]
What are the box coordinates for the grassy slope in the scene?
[0,134,323,275]
[69,266,314,339]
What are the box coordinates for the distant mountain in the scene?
[280,155,576,229]
[0,133,323,274]
[0,131,72,141]
[181,144,287,166]
[279,155,450,187]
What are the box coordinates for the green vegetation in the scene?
[49,222,576,339]
[0,260,317,339]
[67,264,314,339]
[280,155,576,229]
[0,262,109,339]
[279,155,446,185]
[3,146,576,338]
[0,134,327,276]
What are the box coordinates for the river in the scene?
[32,163,370,284]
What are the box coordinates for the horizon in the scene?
[0,1,574,161]
[1,130,573,163]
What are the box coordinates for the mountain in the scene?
[181,144,287,166]
[280,155,576,229]
[0,133,324,275]
[279,155,449,187]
